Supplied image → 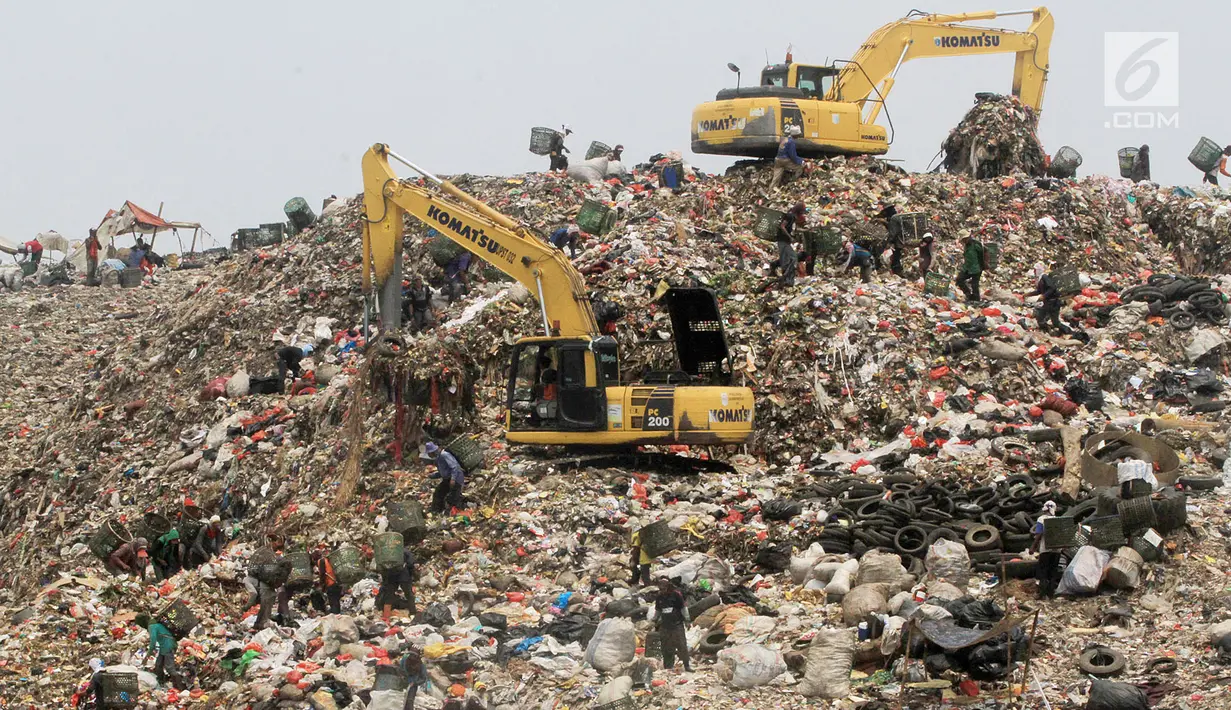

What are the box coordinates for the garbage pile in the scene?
[6,146,1231,707]
[1136,185,1231,274]
[942,93,1047,179]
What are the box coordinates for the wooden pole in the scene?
[1018,610,1042,706]
[149,202,165,250]
[1059,426,1084,499]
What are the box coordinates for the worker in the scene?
[246,548,287,631]
[398,647,429,710]
[17,237,44,269]
[549,224,581,258]
[426,441,466,513]
[608,144,624,163]
[403,276,434,332]
[188,515,224,567]
[842,241,874,283]
[648,577,692,673]
[109,537,150,577]
[773,202,806,287]
[548,126,572,172]
[769,125,804,190]
[312,545,343,615]
[1203,146,1231,185]
[135,613,179,685]
[1029,262,1071,335]
[628,524,655,586]
[444,252,472,302]
[378,539,417,623]
[128,238,148,272]
[1130,144,1151,182]
[85,229,101,286]
[955,233,986,303]
[78,658,108,709]
[276,343,313,394]
[880,207,907,277]
[151,528,183,580]
[918,233,935,279]
[1030,501,1062,598]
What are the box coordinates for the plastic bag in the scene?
[1057,546,1111,596]
[762,499,803,521]
[1086,679,1148,710]
[790,543,826,583]
[956,599,1004,629]
[799,628,855,698]
[414,602,455,628]
[566,157,609,184]
[825,559,859,598]
[715,644,787,688]
[367,690,407,710]
[754,543,791,572]
[584,618,636,672]
[728,615,776,645]
[925,539,971,586]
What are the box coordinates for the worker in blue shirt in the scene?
[843,241,874,283]
[770,125,804,190]
[549,224,581,258]
[426,442,466,513]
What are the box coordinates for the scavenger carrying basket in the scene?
[1189,137,1223,173]
[158,599,199,638]
[1042,516,1078,549]
[446,435,485,472]
[637,519,678,558]
[802,228,842,256]
[585,141,612,160]
[286,551,314,587]
[177,503,204,542]
[330,545,365,585]
[100,671,139,708]
[1117,147,1139,178]
[890,212,928,243]
[131,512,172,543]
[1052,266,1081,294]
[1048,146,1083,178]
[576,199,616,235]
[387,500,426,542]
[428,234,465,267]
[752,206,785,241]
[249,547,291,586]
[924,271,950,296]
[529,127,558,156]
[373,532,405,570]
[90,519,133,560]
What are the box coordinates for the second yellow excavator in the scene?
[691,7,1054,159]
[360,144,755,448]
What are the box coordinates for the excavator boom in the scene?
[361,144,596,336]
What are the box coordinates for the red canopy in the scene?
[101,201,173,231]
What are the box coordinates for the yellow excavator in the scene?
[691,7,1054,159]
[360,144,755,447]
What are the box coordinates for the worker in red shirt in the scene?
[85,229,101,286]
[18,238,43,268]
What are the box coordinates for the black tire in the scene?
[882,473,918,486]
[1204,309,1230,326]
[1079,647,1126,677]
[1004,474,1037,500]
[826,510,855,527]
[1147,274,1177,286]
[965,524,1002,551]
[1145,657,1177,674]
[1153,490,1187,533]
[699,632,728,655]
[1188,290,1223,311]
[1002,532,1034,553]
[894,525,929,556]
[1169,311,1196,330]
[1178,475,1222,491]
[688,594,722,620]
[855,499,884,520]
[926,528,959,546]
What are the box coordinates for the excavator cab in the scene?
[761,64,839,100]
[507,337,614,432]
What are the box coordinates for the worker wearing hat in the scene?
[548,223,582,258]
[109,537,150,578]
[608,144,624,163]
[918,233,935,280]
[426,442,467,514]
[548,125,572,172]
[770,124,804,190]
[188,514,225,568]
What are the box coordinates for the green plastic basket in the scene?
[447,435,485,472]
[1052,266,1081,294]
[985,242,1001,271]
[577,200,615,235]
[1189,137,1223,173]
[373,532,405,570]
[925,272,950,296]
[585,141,612,161]
[1117,148,1139,178]
[330,545,365,586]
[752,206,785,241]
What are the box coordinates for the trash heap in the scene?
[6,148,1231,708]
[1136,184,1231,274]
[942,93,1047,179]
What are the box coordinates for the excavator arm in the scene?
[361,143,598,337]
[833,7,1053,125]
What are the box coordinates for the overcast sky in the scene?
[0,1,1217,251]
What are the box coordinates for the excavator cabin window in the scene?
[761,66,788,87]
[795,66,836,99]
[507,341,607,432]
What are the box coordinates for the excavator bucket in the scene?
[661,288,733,385]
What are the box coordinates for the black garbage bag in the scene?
[956,599,1004,629]
[761,499,803,521]
[542,613,598,645]
[754,542,792,572]
[478,612,508,631]
[414,602,455,628]
[603,598,642,619]
[1086,679,1148,710]
[966,640,1012,680]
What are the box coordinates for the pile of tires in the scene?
[1120,275,1228,329]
